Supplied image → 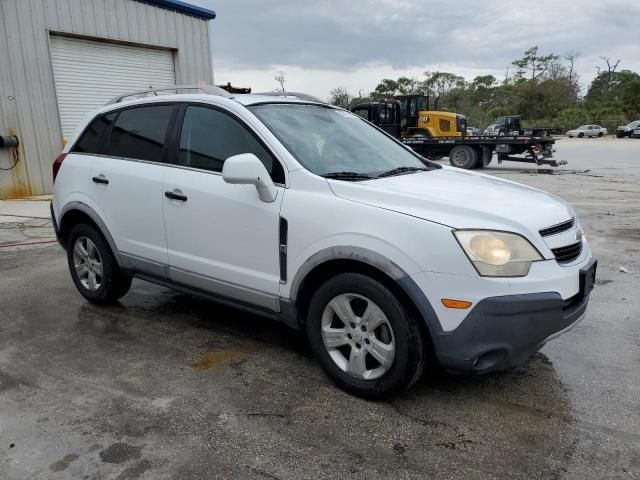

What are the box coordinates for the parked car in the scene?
[632,128,640,139]
[466,126,481,136]
[616,120,640,138]
[567,125,607,138]
[51,86,596,398]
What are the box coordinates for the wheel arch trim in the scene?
[289,246,408,301]
[288,246,444,337]
[59,201,125,267]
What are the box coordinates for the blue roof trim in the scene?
[137,0,216,20]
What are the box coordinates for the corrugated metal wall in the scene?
[0,0,213,198]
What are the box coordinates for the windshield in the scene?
[249,104,431,177]
[495,116,506,126]
[627,121,640,128]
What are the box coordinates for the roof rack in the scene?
[255,91,325,103]
[105,84,233,105]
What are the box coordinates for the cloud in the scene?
[189,0,640,98]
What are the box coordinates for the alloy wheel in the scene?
[73,236,103,291]
[321,293,396,380]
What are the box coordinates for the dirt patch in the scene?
[191,349,248,371]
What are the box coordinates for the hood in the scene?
[328,167,573,237]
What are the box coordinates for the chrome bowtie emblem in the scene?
[575,229,583,241]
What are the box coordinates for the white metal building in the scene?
[0,0,216,198]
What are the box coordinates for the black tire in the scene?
[598,132,603,137]
[578,132,584,138]
[306,273,426,399]
[67,223,132,305]
[449,145,479,169]
[473,148,492,169]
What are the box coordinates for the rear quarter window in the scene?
[71,113,116,154]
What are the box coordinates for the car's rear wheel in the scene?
[67,224,132,304]
[306,273,425,398]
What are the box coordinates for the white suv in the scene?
[51,86,596,397]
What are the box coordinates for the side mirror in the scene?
[222,153,278,203]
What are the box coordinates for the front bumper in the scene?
[426,258,596,374]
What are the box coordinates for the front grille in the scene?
[540,217,575,237]
[552,241,583,264]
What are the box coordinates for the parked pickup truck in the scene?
[484,115,561,137]
[616,120,640,138]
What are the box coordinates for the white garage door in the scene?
[50,35,176,141]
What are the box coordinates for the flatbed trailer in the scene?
[350,99,566,170]
[402,134,566,170]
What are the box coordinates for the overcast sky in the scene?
[190,0,640,100]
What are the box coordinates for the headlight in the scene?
[453,230,543,277]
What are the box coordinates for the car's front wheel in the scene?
[67,224,132,304]
[306,273,426,398]
[578,132,584,138]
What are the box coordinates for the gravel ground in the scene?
[1,137,639,479]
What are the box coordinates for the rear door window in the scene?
[178,105,285,184]
[102,105,175,162]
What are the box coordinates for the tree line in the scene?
[328,47,640,131]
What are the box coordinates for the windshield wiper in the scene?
[321,171,374,181]
[376,166,430,178]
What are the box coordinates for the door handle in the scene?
[165,190,188,202]
[92,175,109,185]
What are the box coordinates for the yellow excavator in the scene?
[351,94,468,138]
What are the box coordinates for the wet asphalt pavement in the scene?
[1,138,639,479]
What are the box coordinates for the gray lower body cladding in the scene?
[433,290,590,374]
